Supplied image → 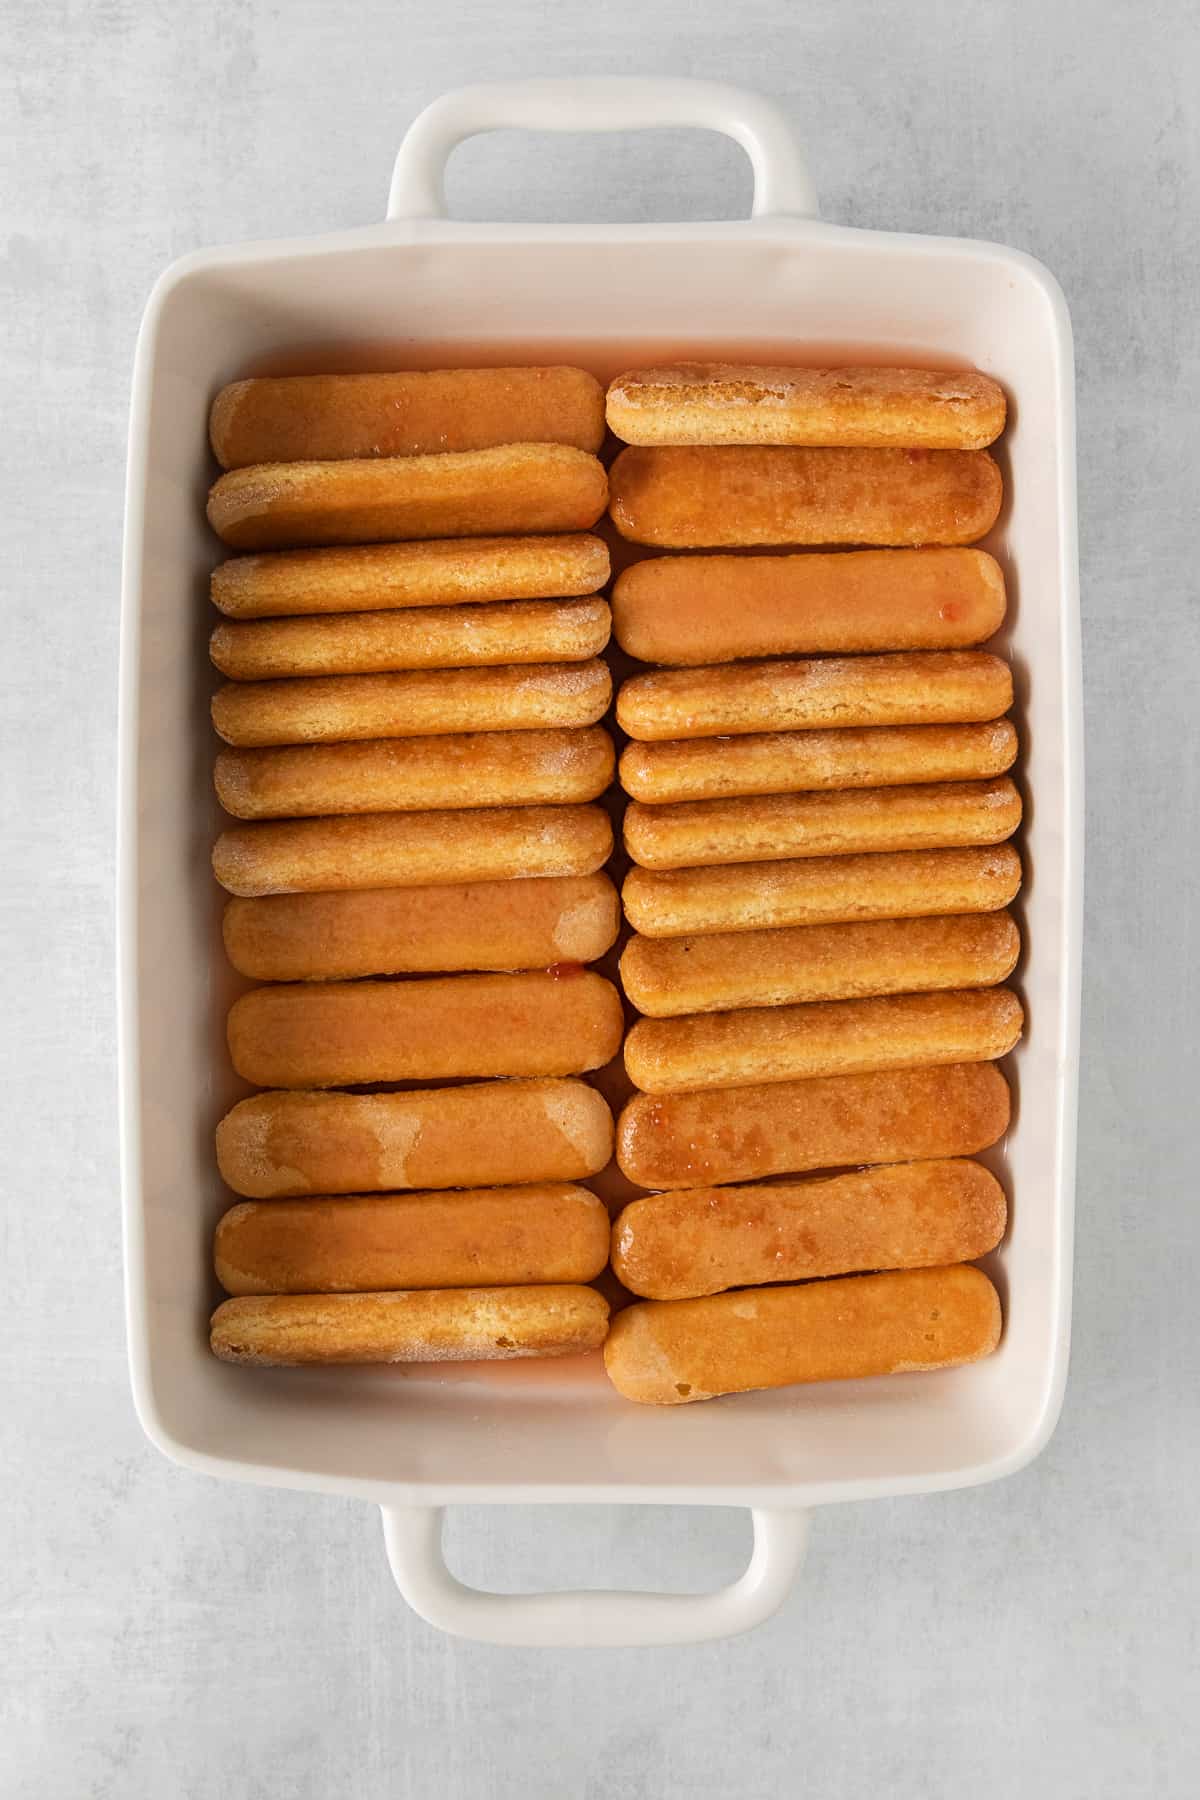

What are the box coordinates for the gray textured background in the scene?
[4,0,1198,1794]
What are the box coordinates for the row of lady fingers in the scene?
[211,363,1006,472]
[215,1157,1000,1298]
[206,426,627,1377]
[601,391,1014,1398]
[213,1265,1000,1404]
[212,1067,1008,1227]
[208,428,999,562]
[208,444,1004,552]
[207,438,1002,552]
[222,966,1020,1091]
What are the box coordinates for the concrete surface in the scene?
[3,0,1198,1794]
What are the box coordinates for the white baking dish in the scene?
[119,79,1081,1647]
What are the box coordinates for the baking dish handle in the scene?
[380,1504,809,1647]
[387,78,818,223]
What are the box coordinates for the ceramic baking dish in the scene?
[119,79,1081,1647]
